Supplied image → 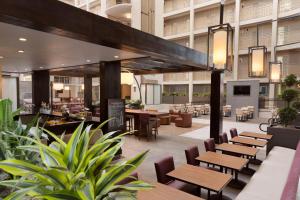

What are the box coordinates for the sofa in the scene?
[236,142,300,200]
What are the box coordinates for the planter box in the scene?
[162,96,189,104]
[267,126,300,154]
[192,96,210,104]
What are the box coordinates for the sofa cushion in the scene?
[236,146,296,200]
[281,142,300,200]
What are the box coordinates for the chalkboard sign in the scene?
[107,99,125,132]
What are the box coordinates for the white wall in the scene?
[2,77,17,110]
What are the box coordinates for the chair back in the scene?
[154,156,175,184]
[230,128,238,138]
[185,146,200,166]
[219,132,229,144]
[204,138,216,152]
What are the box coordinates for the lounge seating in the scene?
[236,142,300,200]
[175,113,192,128]
[154,156,196,194]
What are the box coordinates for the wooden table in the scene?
[216,143,259,157]
[167,164,232,199]
[137,183,203,200]
[196,152,248,188]
[230,136,267,148]
[125,109,169,135]
[196,152,248,172]
[216,143,259,175]
[239,131,272,140]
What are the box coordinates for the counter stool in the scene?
[125,114,134,132]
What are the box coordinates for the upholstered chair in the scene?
[204,138,216,152]
[219,132,229,144]
[154,156,196,193]
[185,146,200,166]
[230,128,238,138]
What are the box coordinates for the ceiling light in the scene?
[86,59,91,63]
[114,55,119,59]
[19,38,27,42]
[18,50,25,53]
[0,56,4,59]
[61,64,65,66]
[40,66,44,69]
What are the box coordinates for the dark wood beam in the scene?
[0,0,206,70]
[84,75,93,110]
[210,71,224,144]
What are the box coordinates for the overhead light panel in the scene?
[19,38,27,42]
[18,50,25,53]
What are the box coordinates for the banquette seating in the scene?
[236,142,300,200]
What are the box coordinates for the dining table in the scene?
[167,164,232,199]
[137,183,203,200]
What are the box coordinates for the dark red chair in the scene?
[219,132,229,144]
[204,138,216,152]
[230,128,238,138]
[185,146,200,166]
[154,156,195,193]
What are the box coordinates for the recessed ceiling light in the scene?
[86,59,91,63]
[19,38,27,42]
[61,64,65,66]
[40,66,44,69]
[18,50,25,53]
[114,55,119,59]
[0,56,4,59]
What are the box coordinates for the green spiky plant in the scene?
[0,121,152,200]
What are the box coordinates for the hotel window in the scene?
[142,84,161,105]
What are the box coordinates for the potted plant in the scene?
[0,121,151,199]
[278,74,299,127]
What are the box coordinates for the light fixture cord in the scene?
[220,0,225,24]
[257,24,259,46]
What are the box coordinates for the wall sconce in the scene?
[207,24,233,71]
[269,62,282,83]
[121,72,134,85]
[81,84,84,90]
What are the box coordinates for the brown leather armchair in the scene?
[175,113,192,128]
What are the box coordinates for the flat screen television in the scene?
[234,85,251,96]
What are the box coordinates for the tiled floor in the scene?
[122,120,267,199]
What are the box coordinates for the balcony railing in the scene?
[106,0,131,9]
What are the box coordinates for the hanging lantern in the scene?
[269,62,282,83]
[207,23,234,71]
[248,46,267,77]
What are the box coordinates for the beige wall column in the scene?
[154,0,164,37]
[131,0,141,30]
[233,0,241,80]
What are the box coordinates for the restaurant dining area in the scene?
[0,0,300,200]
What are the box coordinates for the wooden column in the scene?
[32,70,50,113]
[210,71,224,143]
[99,61,121,130]
[84,75,92,110]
